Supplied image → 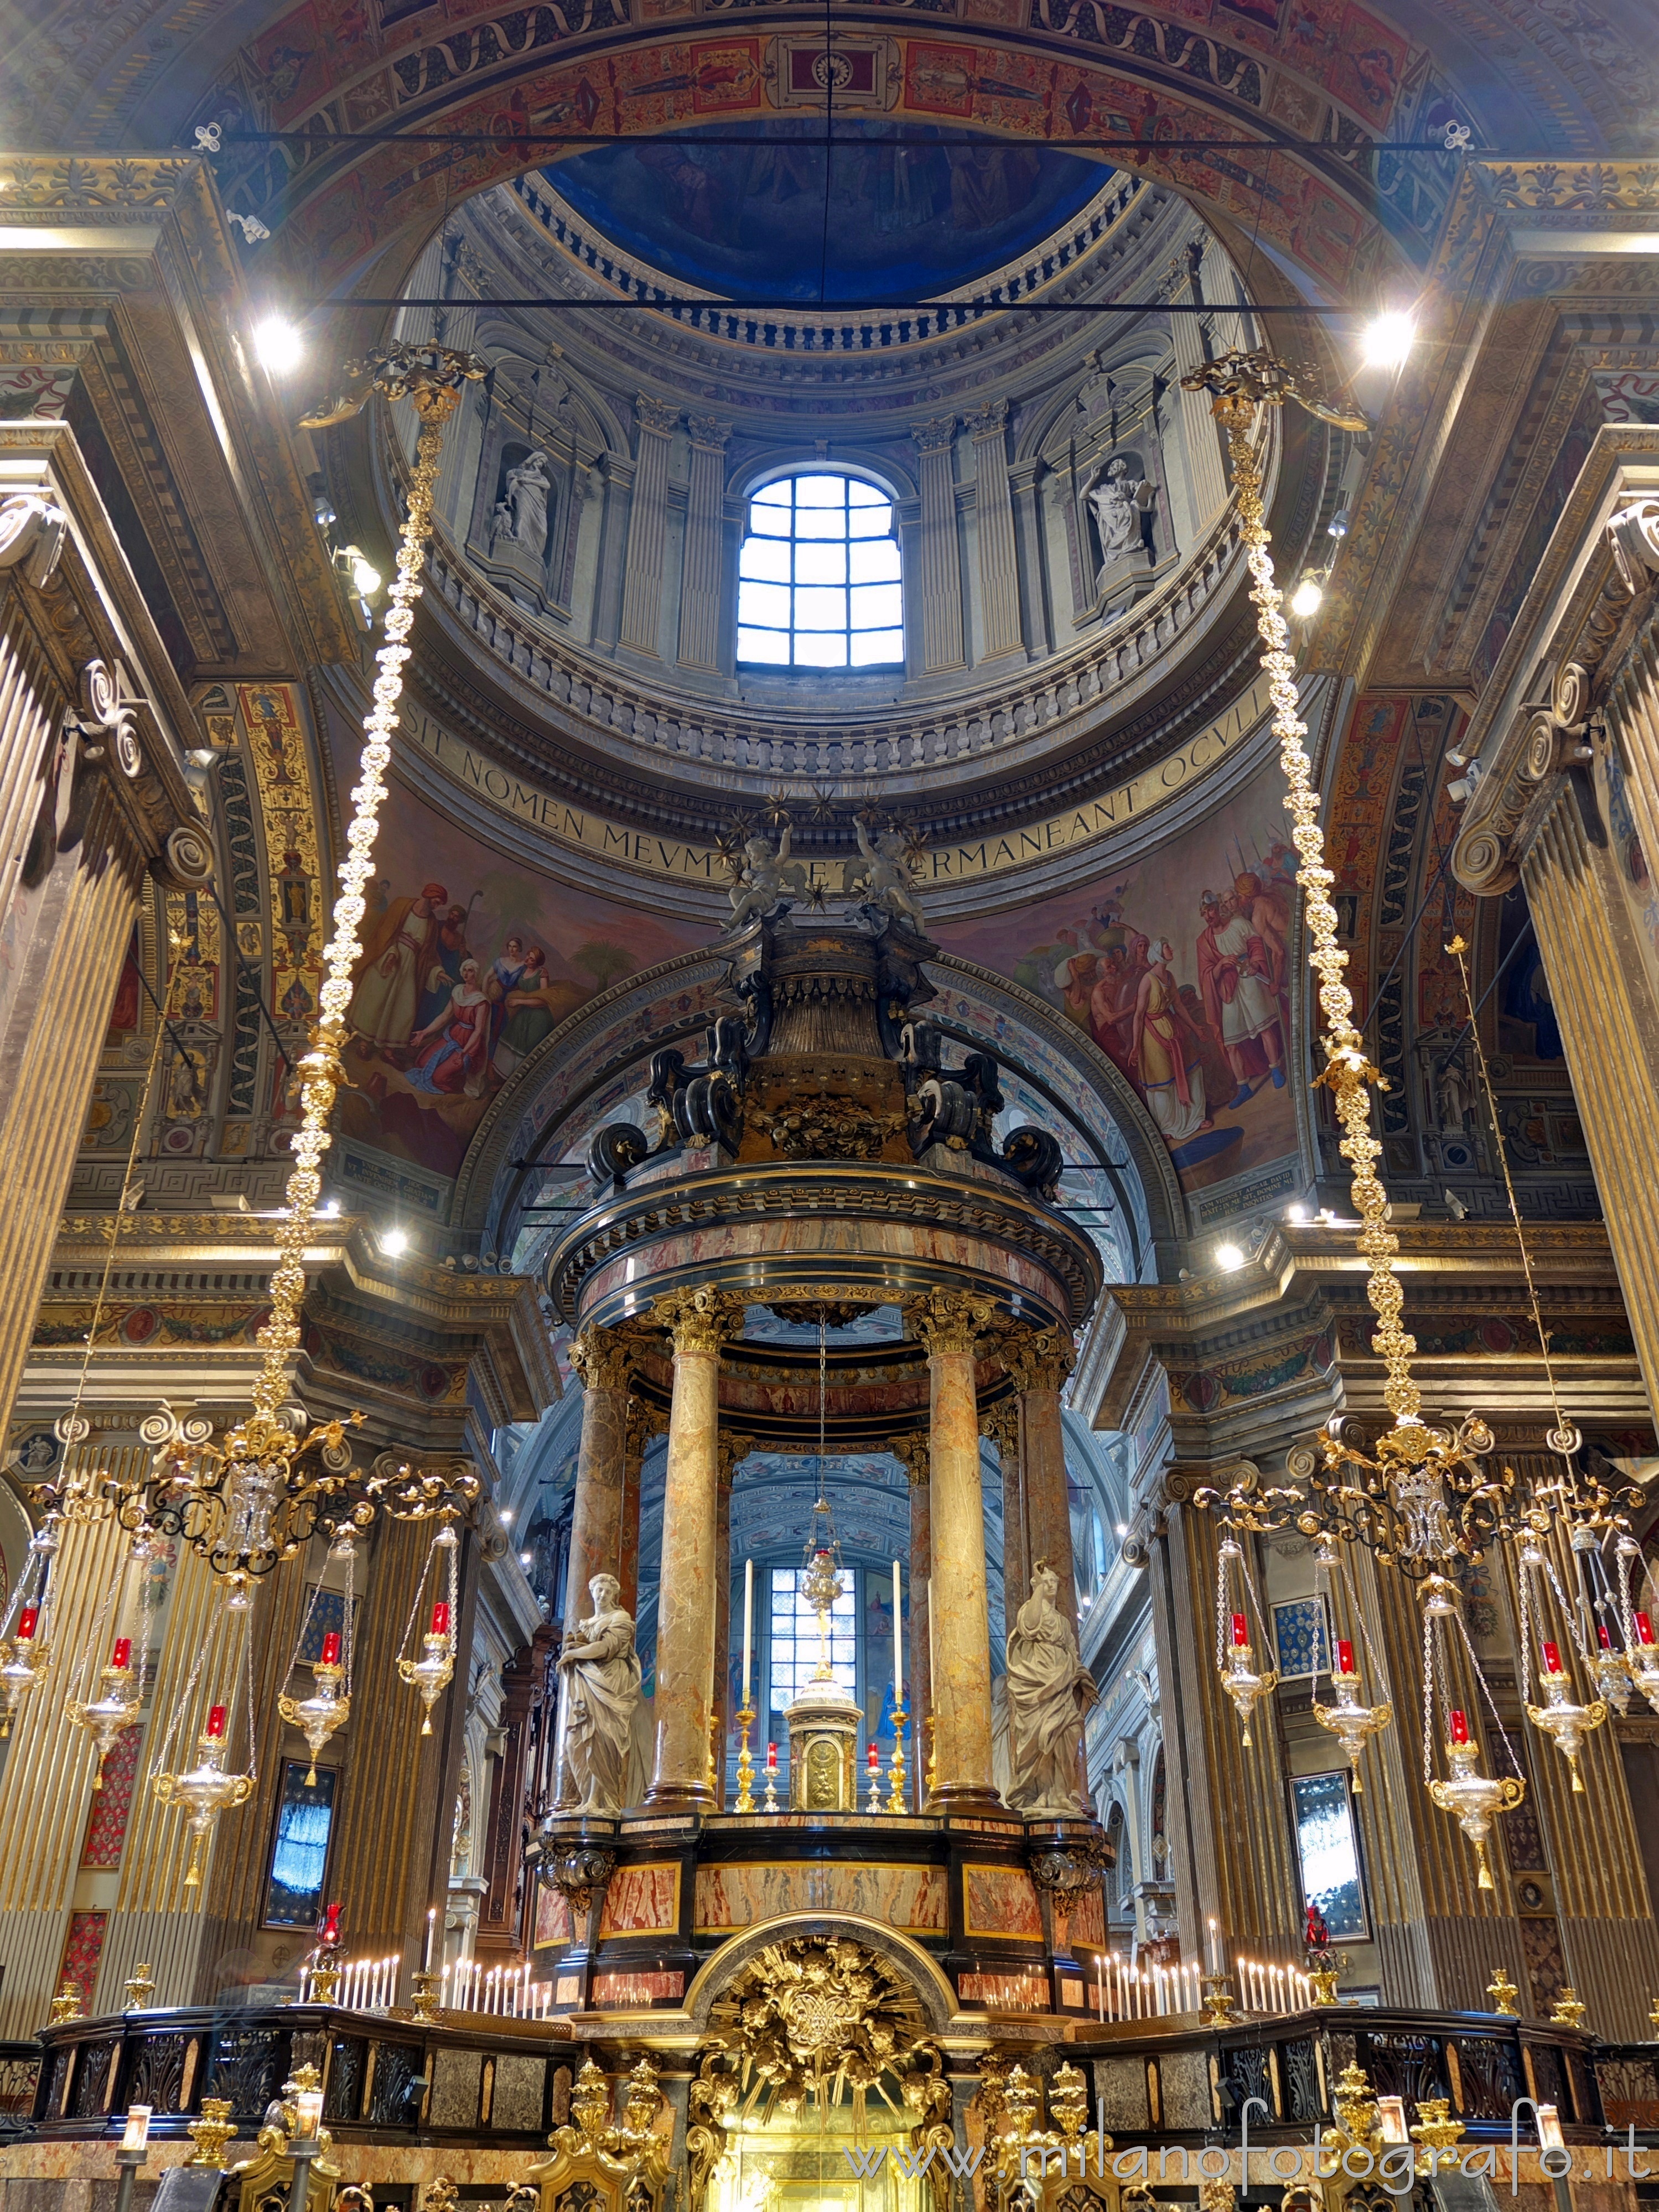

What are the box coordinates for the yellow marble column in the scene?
[983,1398,1026,1626]
[644,1286,739,1811]
[620,1398,663,1622]
[1003,1327,1079,1637]
[906,1292,999,1813]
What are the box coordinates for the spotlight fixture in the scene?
[337,545,382,599]
[382,1228,409,1256]
[1360,311,1416,370]
[1286,1203,1308,1222]
[1215,1243,1244,1271]
[253,316,305,375]
[1326,508,1351,539]
[1289,577,1325,618]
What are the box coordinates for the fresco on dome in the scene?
[541,121,1110,308]
[326,759,703,1181]
[932,762,1302,1197]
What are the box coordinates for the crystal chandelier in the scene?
[1180,351,1641,1883]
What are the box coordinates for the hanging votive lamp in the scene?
[278,1534,355,1783]
[1215,1535,1278,1747]
[397,1520,459,1734]
[1420,1577,1525,1889]
[0,1513,60,1738]
[1616,1538,1659,1714]
[66,1530,160,1787]
[1517,1535,1607,1793]
[150,1578,256,1886]
[1308,1541,1391,1790]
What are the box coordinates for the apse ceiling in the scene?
[538,123,1113,308]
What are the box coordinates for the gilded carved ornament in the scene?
[888,1434,929,1487]
[999,1324,1076,1396]
[570,1324,640,1396]
[650,1285,741,1357]
[716,1431,755,1489]
[905,1290,996,1357]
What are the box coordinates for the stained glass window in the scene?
[738,474,904,670]
[1289,1769,1367,1939]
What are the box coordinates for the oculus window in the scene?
[738,473,903,669]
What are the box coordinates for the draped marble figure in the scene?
[1004,1559,1096,1816]
[559,1573,642,1813]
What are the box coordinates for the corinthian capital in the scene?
[686,413,732,453]
[970,397,1009,439]
[911,414,958,456]
[905,1289,994,1356]
[569,1322,639,1395]
[635,394,680,439]
[717,1431,755,1489]
[888,1433,929,1487]
[625,1395,666,1465]
[1000,1322,1076,1395]
[651,1284,741,1356]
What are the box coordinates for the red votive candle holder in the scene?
[430,1601,450,1637]
[1231,1611,1250,1647]
[320,1631,341,1665]
[206,1704,227,1738]
[1598,1623,1613,1649]
[1336,1639,1355,1673]
[1639,1612,1656,1646]
[111,1637,132,1670]
[1541,1640,1562,1674]
[1449,1709,1470,1744]
[766,1742,777,1770]
[17,1608,38,1640]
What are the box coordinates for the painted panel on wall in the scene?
[934,761,1301,1197]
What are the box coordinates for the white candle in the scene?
[893,1560,903,1708]
[1207,1917,1219,1975]
[425,1908,435,1971]
[742,1558,753,1708]
[1096,1956,1104,2021]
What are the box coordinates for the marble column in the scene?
[644,1286,739,1810]
[890,1434,931,1812]
[477,1628,554,1958]
[677,413,730,672]
[1004,1327,1079,1635]
[566,1325,638,1621]
[984,1396,1026,1628]
[712,1430,753,1811]
[971,398,1024,662]
[618,394,678,657]
[910,416,966,674]
[906,1291,998,1811]
[620,1396,662,1622]
[1169,240,1231,533]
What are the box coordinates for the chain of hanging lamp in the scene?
[1181,346,1644,1884]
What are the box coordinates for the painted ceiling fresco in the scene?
[541,122,1111,305]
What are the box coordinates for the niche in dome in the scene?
[1083,445,1159,610]
[471,437,558,613]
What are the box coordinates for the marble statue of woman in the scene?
[504,448,552,553]
[1087,456,1153,565]
[1004,1559,1097,1816]
[558,1572,642,1814]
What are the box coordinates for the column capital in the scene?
[888,1432,929,1487]
[686,412,732,453]
[651,1284,742,1356]
[905,1289,994,1357]
[625,1394,666,1463]
[911,413,958,456]
[970,397,1009,439]
[717,1430,755,1489]
[999,1322,1076,1395]
[569,1322,640,1394]
[981,1398,1019,1461]
[635,393,680,439]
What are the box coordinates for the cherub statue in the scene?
[846,815,926,934]
[721,823,811,934]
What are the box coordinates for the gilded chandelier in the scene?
[1184,347,1643,1883]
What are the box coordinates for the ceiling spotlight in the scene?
[320,1198,340,1217]
[253,315,305,375]
[1289,577,1324,619]
[1360,310,1416,370]
[520,1551,533,1568]
[1326,507,1351,540]
[339,546,382,599]
[382,1227,409,1256]
[1286,1202,1308,1223]
[1216,1242,1244,1270]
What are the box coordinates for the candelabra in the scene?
[734,1701,756,1812]
[887,1703,908,1814]
[1486,1968,1519,2017]
[122,1963,155,2012]
[187,2100,236,2168]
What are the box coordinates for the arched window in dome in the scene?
[737,471,904,669]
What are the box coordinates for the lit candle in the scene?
[742,1558,753,1707]
[1640,1613,1656,1646]
[205,1704,227,1738]
[1449,1709,1470,1744]
[1336,1639,1355,1674]
[321,1631,342,1665]
[1231,1611,1249,1647]
[766,1741,777,1772]
[893,1559,903,1708]
[1207,1917,1220,1974]
[868,1743,879,1774]
[1598,1623,1613,1649]
[15,1607,37,1640]
[424,1907,435,1971]
[1542,1640,1562,1674]
[431,1600,450,1637]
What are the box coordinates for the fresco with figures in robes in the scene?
[934,762,1302,1198]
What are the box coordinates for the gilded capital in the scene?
[905,1289,994,1357]
[1000,1324,1076,1396]
[888,1433,929,1487]
[570,1323,639,1395]
[982,1399,1019,1461]
[717,1431,755,1489]
[651,1284,740,1356]
[625,1395,665,1465]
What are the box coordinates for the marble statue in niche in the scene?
[1088,455,1155,582]
[492,447,553,556]
[559,1572,642,1813]
[1004,1559,1097,1816]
